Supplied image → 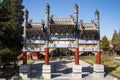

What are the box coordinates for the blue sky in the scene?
[23,0,120,40]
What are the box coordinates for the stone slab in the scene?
[93,72,104,78]
[42,64,51,79]
[19,73,28,79]
[19,64,30,79]
[93,64,104,78]
[72,65,82,79]
[93,64,104,72]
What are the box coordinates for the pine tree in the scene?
[101,36,110,52]
[0,0,24,50]
[112,30,119,54]
[10,0,24,27]
[0,0,24,68]
[0,0,11,49]
[9,0,24,50]
[118,30,120,54]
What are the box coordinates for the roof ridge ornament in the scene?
[95,9,99,20]
[74,3,78,14]
[24,9,29,19]
[95,9,99,15]
[46,3,50,14]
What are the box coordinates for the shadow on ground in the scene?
[82,66,93,78]
[29,62,43,79]
[29,61,72,79]
[50,61,72,78]
[28,60,94,79]
[0,65,18,80]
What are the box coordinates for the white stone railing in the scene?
[26,39,45,44]
[25,47,45,52]
[48,44,76,48]
[79,40,98,44]
[79,47,98,52]
[49,36,75,40]
[25,47,40,51]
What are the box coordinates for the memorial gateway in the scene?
[19,3,104,79]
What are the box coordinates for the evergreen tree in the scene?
[0,0,24,68]
[112,30,120,54]
[118,30,120,54]
[101,36,110,51]
[0,0,11,49]
[10,0,24,27]
[9,0,24,51]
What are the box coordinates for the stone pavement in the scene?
[28,59,119,80]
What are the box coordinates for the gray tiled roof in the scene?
[52,18,75,25]
[80,23,98,30]
[28,22,43,30]
[27,19,98,31]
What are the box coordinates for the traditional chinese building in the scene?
[20,3,100,64]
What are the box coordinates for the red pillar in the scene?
[96,51,101,64]
[75,48,79,65]
[45,48,49,65]
[23,51,27,64]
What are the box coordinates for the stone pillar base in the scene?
[72,65,82,79]
[19,73,28,79]
[42,64,51,79]
[93,64,104,78]
[19,64,30,79]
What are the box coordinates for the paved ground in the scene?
[27,59,119,80]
